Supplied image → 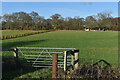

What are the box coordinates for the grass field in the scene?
[1,30,38,36]
[2,30,118,79]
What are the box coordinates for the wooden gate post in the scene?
[75,52,79,69]
[52,54,58,78]
[64,51,67,71]
[13,48,18,59]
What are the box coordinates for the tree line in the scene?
[0,11,119,30]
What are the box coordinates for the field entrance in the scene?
[17,47,76,68]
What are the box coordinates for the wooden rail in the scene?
[1,48,18,59]
[0,49,14,51]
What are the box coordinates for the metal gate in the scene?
[17,47,76,68]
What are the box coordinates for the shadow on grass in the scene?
[2,39,49,79]
[93,59,111,69]
[2,56,48,79]
[2,39,48,49]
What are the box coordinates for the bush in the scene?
[2,30,54,40]
[61,64,120,79]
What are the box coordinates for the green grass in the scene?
[1,30,38,36]
[2,67,52,79]
[2,30,118,79]
[14,68,52,79]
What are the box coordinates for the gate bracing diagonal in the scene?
[17,47,76,68]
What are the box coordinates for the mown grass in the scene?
[1,30,51,40]
[2,31,118,66]
[1,30,37,36]
[2,30,118,79]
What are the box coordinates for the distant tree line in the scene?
[0,11,119,30]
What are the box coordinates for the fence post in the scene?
[13,48,18,59]
[71,55,74,68]
[64,51,67,71]
[75,52,78,69]
[52,54,58,78]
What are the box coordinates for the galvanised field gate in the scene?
[17,47,77,68]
